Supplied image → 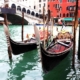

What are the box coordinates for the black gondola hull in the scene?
[10,38,37,55]
[40,41,72,73]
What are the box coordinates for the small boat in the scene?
[40,31,73,73]
[34,24,73,72]
[3,24,37,55]
[10,38,37,55]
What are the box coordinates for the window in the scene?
[48,5,50,7]
[39,4,41,8]
[55,4,60,9]
[44,3,45,7]
[67,6,75,11]
[67,0,76,2]
[66,6,69,10]
[66,13,69,17]
[39,9,41,13]
[63,13,65,17]
[59,0,62,3]
[70,13,74,17]
[34,6,36,9]
[39,0,41,2]
[60,13,61,17]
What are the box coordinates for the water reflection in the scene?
[43,50,72,80]
[7,49,43,80]
[66,54,80,80]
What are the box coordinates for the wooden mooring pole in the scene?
[43,6,46,48]
[72,23,76,68]
[78,24,80,60]
[51,17,54,41]
[21,12,24,41]
[48,9,50,22]
[4,14,12,60]
[72,0,78,68]
[46,9,50,46]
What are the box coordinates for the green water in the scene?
[0,25,80,80]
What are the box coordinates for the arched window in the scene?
[70,12,74,17]
[63,13,65,17]
[31,11,35,16]
[39,0,41,2]
[35,13,39,17]
[60,13,61,17]
[17,6,21,11]
[22,8,26,13]
[27,10,30,14]
[11,4,16,9]
[66,13,69,17]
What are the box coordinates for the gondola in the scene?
[10,38,37,55]
[3,24,37,55]
[40,31,73,73]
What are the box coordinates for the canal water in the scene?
[0,25,80,80]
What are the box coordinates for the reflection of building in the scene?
[48,0,80,18]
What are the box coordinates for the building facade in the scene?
[48,0,80,18]
[16,0,48,15]
[38,0,48,15]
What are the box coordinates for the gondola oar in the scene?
[72,0,78,68]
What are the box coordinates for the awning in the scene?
[63,18,80,21]
[63,18,73,21]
